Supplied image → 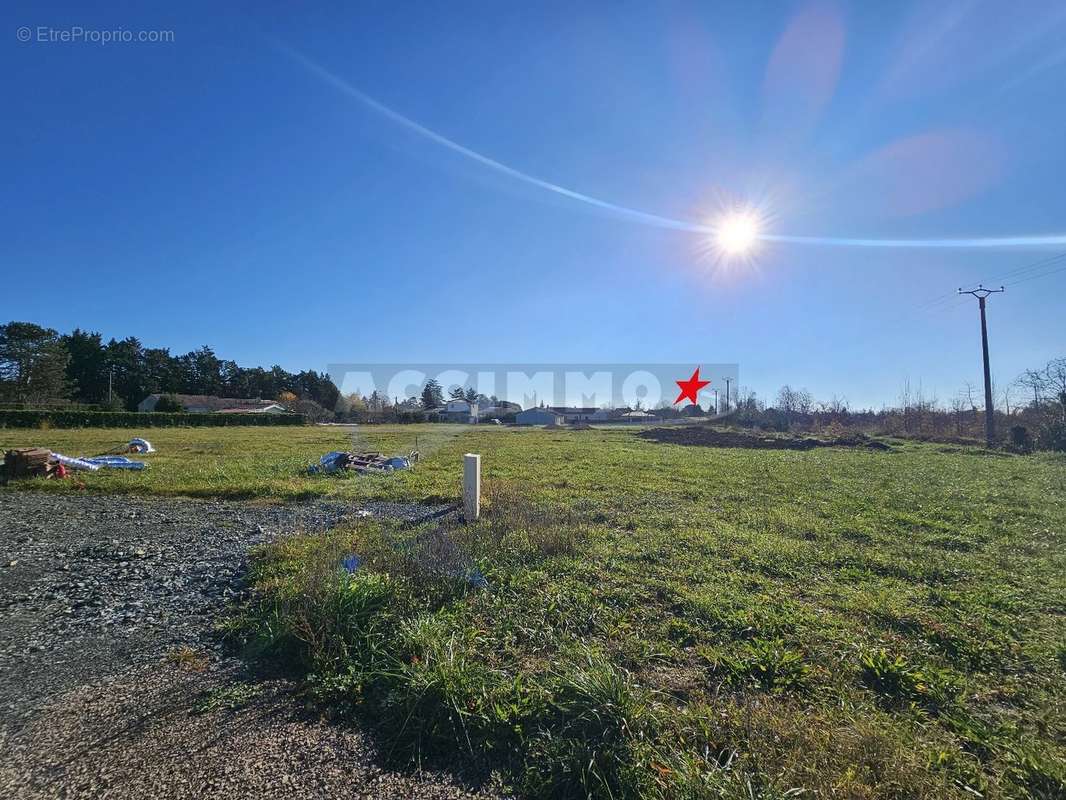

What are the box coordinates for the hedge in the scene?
[0,410,307,429]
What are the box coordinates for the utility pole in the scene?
[958,285,1004,447]
[713,388,719,415]
[723,377,731,413]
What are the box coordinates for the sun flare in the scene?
[715,212,760,256]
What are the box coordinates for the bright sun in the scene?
[715,212,760,255]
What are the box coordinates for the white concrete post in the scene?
[463,453,481,522]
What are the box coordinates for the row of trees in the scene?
[332,381,521,423]
[727,357,1066,450]
[0,321,340,412]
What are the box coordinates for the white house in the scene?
[218,403,287,414]
[138,394,287,414]
[429,399,477,423]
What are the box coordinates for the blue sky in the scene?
[3,1,1065,409]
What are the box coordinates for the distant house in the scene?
[516,407,564,426]
[548,406,599,423]
[138,394,287,414]
[478,400,521,420]
[428,399,477,423]
[217,403,288,414]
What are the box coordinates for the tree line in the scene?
[728,357,1066,451]
[0,321,340,412]
[332,380,522,424]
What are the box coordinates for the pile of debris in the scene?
[3,438,155,482]
[3,448,55,480]
[52,453,147,472]
[309,450,420,475]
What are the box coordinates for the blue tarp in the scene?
[84,455,147,470]
[52,453,147,471]
[308,451,349,475]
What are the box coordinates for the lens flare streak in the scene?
[273,40,1066,251]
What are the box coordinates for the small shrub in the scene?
[666,618,700,647]
[860,650,921,703]
[524,658,658,800]
[250,560,403,673]
[376,624,493,759]
[717,639,811,693]
[1036,420,1066,452]
[1009,425,1030,451]
[859,649,957,712]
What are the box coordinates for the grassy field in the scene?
[3,425,1065,797]
[0,424,473,501]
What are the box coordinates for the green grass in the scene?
[4,424,1065,797]
[0,424,471,500]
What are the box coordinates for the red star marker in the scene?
[674,367,711,406]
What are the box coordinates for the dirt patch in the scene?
[0,492,450,724]
[637,427,892,451]
[0,658,494,800]
[0,492,486,799]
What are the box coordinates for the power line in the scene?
[973,250,1066,290]
[914,250,1066,312]
[991,250,1066,283]
[1004,259,1066,286]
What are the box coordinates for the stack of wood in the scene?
[339,451,419,474]
[345,452,388,473]
[3,448,54,480]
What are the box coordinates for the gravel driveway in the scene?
[0,492,496,800]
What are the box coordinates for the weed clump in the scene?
[523,658,660,800]
[714,639,811,694]
[859,649,957,712]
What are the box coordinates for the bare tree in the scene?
[1015,369,1045,408]
[950,394,966,435]
[1000,383,1012,416]
[1044,358,1066,422]
[962,382,979,422]
[777,385,797,422]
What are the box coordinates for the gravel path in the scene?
[0,492,491,800]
